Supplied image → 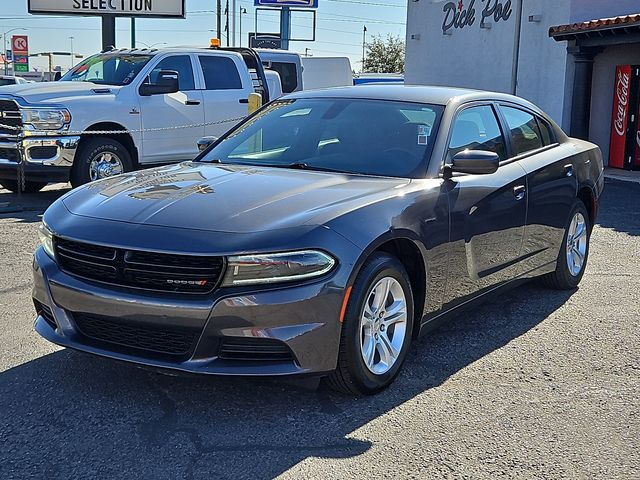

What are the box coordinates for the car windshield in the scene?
[198,98,443,178]
[0,79,16,86]
[60,53,153,86]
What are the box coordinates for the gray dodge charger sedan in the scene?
[33,86,604,395]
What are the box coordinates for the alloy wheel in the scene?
[359,276,408,375]
[566,211,588,277]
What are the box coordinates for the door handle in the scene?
[185,99,201,106]
[239,98,249,104]
[564,164,574,177]
[513,185,526,201]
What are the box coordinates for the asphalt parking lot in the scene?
[0,179,638,479]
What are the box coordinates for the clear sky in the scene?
[0,0,407,73]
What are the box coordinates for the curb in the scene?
[604,169,640,184]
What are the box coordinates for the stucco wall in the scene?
[405,0,572,126]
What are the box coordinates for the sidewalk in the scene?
[604,167,640,184]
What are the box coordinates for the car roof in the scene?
[285,85,538,109]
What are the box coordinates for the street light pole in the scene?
[69,36,74,70]
[239,7,247,48]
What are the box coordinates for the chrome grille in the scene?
[0,99,22,136]
[53,237,225,294]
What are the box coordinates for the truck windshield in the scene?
[197,98,443,179]
[60,53,153,86]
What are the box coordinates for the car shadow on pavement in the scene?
[0,185,70,223]
[0,283,575,479]
[597,179,640,236]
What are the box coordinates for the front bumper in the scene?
[32,246,347,376]
[0,135,80,183]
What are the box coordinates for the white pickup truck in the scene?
[0,46,293,192]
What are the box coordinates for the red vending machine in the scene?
[610,65,640,170]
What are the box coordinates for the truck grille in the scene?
[73,312,197,356]
[0,99,22,136]
[53,237,225,294]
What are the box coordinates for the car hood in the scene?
[0,81,121,104]
[61,162,409,233]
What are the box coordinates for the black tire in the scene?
[541,200,591,290]
[70,137,133,188]
[0,179,47,193]
[325,253,414,396]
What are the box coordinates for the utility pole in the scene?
[225,0,230,46]
[131,18,136,48]
[362,25,367,73]
[231,0,237,46]
[217,0,222,41]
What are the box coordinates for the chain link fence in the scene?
[0,115,246,194]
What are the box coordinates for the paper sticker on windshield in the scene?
[418,124,431,136]
[417,135,428,146]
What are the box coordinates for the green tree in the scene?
[363,34,405,74]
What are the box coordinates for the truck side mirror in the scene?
[139,70,180,96]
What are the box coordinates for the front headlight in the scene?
[22,108,71,130]
[37,222,55,258]
[221,250,336,286]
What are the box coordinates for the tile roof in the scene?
[549,13,640,39]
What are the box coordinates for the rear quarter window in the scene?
[199,56,243,90]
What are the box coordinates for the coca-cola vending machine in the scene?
[609,65,640,170]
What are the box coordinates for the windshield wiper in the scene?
[284,162,348,174]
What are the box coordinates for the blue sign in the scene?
[5,50,12,62]
[254,0,318,7]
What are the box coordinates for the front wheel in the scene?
[326,253,414,395]
[71,137,133,188]
[541,200,591,290]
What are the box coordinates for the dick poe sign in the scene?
[437,0,513,34]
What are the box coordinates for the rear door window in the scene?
[448,105,507,161]
[198,56,243,90]
[501,106,544,155]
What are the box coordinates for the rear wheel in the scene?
[71,137,132,187]
[0,179,47,193]
[326,253,414,395]
[541,200,591,290]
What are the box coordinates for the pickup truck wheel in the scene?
[0,179,47,193]
[71,137,132,187]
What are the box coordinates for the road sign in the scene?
[12,36,29,56]
[254,0,318,7]
[28,0,186,18]
[5,50,12,62]
[249,33,282,49]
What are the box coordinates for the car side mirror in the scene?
[139,70,179,96]
[446,150,500,177]
[197,136,219,152]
